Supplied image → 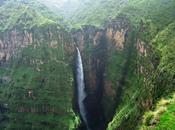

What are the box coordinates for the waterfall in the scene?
[76,47,89,129]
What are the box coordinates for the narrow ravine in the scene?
[75,47,89,130]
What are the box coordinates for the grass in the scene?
[139,93,175,130]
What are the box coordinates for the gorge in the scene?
[0,0,175,130]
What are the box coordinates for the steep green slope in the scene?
[0,0,68,32]
[138,22,175,130]
[65,0,175,129]
[37,0,84,19]
[0,0,175,130]
[2,43,79,130]
[139,93,175,130]
[70,0,129,28]
[0,1,79,130]
[106,0,175,129]
[121,0,175,41]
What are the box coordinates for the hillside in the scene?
[139,93,175,130]
[0,0,175,130]
[0,0,69,32]
[0,1,78,130]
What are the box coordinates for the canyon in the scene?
[0,0,175,130]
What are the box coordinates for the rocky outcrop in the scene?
[0,25,74,65]
[136,39,147,56]
[105,17,129,49]
[106,28,127,49]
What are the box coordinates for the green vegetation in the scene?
[0,0,68,32]
[121,0,175,42]
[103,37,133,121]
[153,22,175,75]
[139,93,175,130]
[102,0,175,129]
[65,0,175,128]
[106,30,143,130]
[1,43,79,130]
[0,1,79,129]
[0,0,175,129]
[69,0,128,28]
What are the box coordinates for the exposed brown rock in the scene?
[114,29,125,49]
[137,39,147,56]
[106,28,113,39]
[106,27,127,50]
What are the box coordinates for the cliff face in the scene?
[1,0,175,130]
[72,16,133,129]
[0,26,51,63]
[0,14,135,129]
[0,11,174,130]
[0,24,79,130]
[0,1,78,130]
